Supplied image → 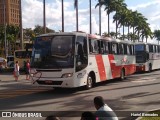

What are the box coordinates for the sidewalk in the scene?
[0,72,26,81]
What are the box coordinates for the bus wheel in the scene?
[86,75,93,89]
[120,69,125,80]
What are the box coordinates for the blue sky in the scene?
[22,0,160,42]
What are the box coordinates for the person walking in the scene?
[94,96,118,120]
[25,60,30,80]
[14,61,20,81]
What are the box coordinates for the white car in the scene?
[0,57,7,68]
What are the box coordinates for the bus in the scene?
[14,49,32,70]
[135,42,160,72]
[30,32,136,89]
[7,56,14,68]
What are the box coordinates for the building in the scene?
[0,0,20,26]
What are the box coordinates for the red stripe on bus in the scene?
[95,55,107,81]
[108,55,116,78]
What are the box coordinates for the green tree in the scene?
[33,25,55,36]
[154,30,160,44]
[96,0,116,36]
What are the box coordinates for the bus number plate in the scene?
[45,80,52,84]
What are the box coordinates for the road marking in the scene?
[131,79,157,83]
[0,87,50,99]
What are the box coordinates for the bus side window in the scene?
[104,41,109,54]
[89,39,99,54]
[119,43,124,55]
[127,45,131,55]
[111,42,118,54]
[146,45,149,52]
[156,46,158,53]
[158,46,160,53]
[76,36,88,72]
[149,45,153,52]
[100,41,104,54]
[124,44,127,55]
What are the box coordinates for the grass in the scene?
[140,110,160,120]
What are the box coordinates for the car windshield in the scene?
[31,35,75,69]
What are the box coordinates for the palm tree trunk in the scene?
[138,30,140,42]
[62,0,64,32]
[99,5,101,35]
[128,24,130,40]
[108,13,110,36]
[123,25,124,40]
[116,12,117,39]
[89,0,91,34]
[74,0,78,31]
[43,0,46,34]
[146,37,147,43]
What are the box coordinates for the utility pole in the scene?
[43,0,46,34]
[89,0,92,34]
[3,0,7,58]
[99,5,101,36]
[19,0,23,49]
[62,0,64,32]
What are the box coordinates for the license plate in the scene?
[45,80,52,84]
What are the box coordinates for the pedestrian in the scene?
[45,115,61,120]
[81,111,96,120]
[14,61,20,81]
[94,96,118,120]
[25,59,30,80]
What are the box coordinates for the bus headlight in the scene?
[61,73,73,78]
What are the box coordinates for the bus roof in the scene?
[102,37,134,44]
[36,32,102,39]
[134,42,159,46]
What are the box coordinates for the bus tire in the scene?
[86,75,93,89]
[120,69,125,80]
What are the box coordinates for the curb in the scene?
[135,108,160,120]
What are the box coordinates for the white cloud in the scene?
[22,0,160,40]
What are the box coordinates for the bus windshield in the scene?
[31,35,75,69]
[135,44,145,52]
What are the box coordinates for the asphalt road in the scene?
[0,70,160,120]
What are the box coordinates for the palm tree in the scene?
[96,0,115,36]
[74,0,78,31]
[62,0,64,32]
[95,0,102,35]
[113,7,128,40]
[154,30,160,44]
[135,15,148,41]
[113,0,126,38]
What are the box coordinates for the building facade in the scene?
[0,0,20,26]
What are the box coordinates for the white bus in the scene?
[30,32,136,89]
[135,42,160,72]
